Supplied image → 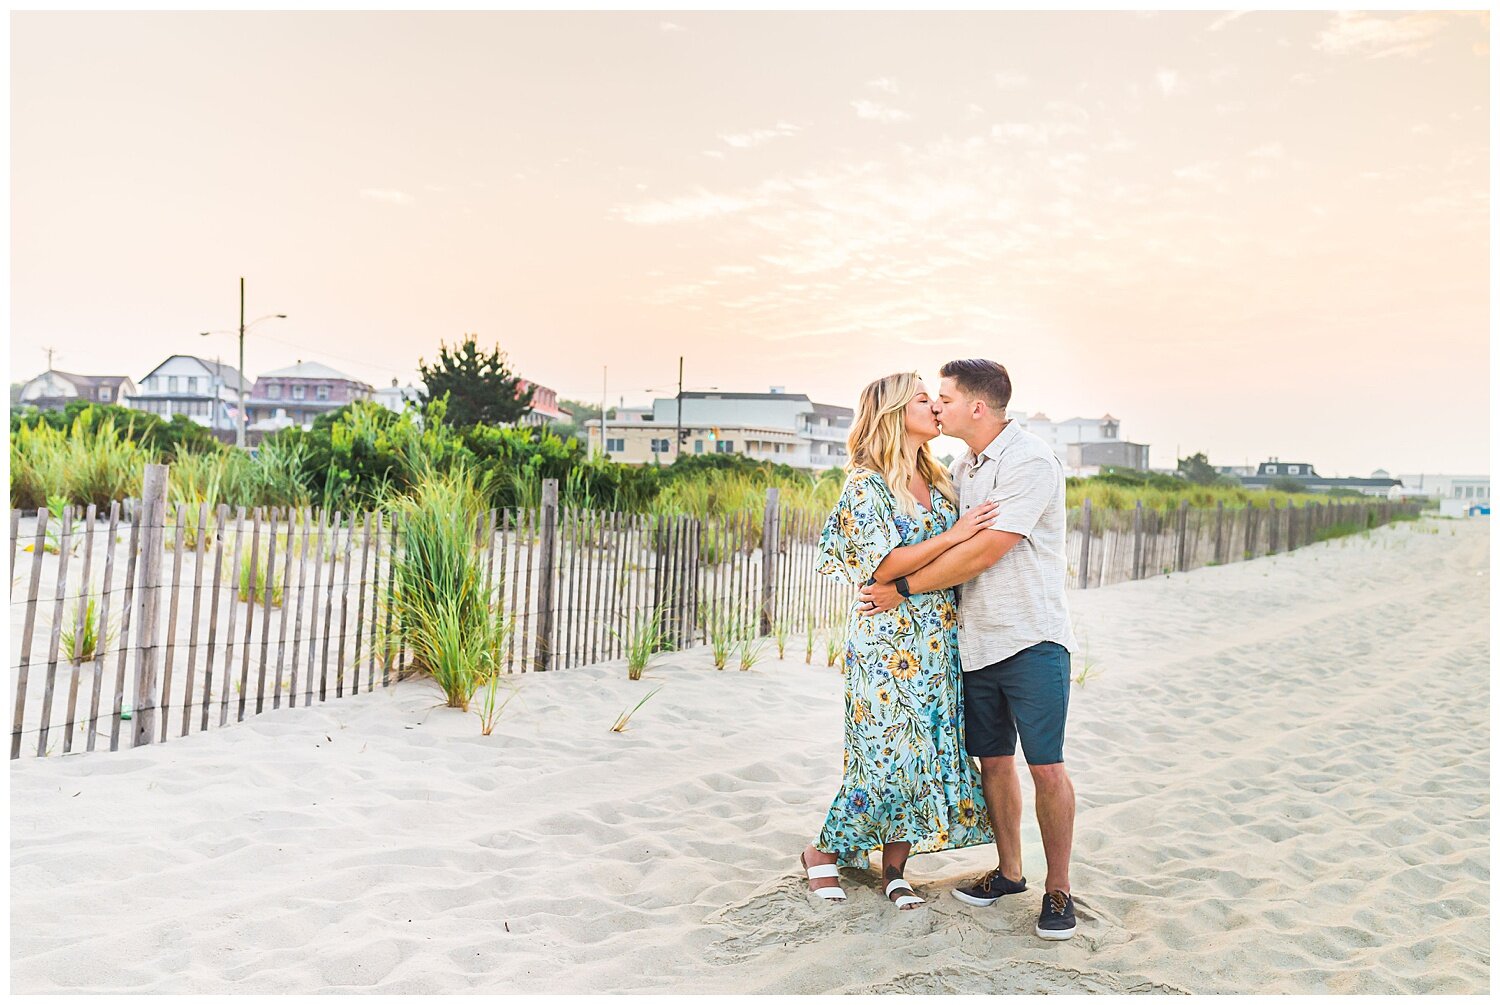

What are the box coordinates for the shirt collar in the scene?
[964,420,1018,472]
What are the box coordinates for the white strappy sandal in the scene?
[885,877,925,910]
[801,850,847,902]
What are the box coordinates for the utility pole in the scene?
[675,355,683,461]
[237,277,247,448]
[42,346,57,371]
[599,365,608,460]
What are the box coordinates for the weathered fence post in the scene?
[1078,499,1092,589]
[1268,498,1279,554]
[760,488,780,634]
[132,463,170,747]
[1131,499,1143,581]
[533,479,559,673]
[1175,499,1189,572]
[1213,500,1225,565]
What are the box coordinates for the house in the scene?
[374,378,424,414]
[1240,459,1402,496]
[584,388,853,470]
[1066,440,1151,475]
[17,369,136,413]
[1391,473,1489,505]
[1012,411,1150,476]
[515,379,572,426]
[244,360,376,430]
[128,355,247,429]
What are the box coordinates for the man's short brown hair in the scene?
[939,359,1012,411]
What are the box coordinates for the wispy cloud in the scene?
[865,77,899,94]
[1314,11,1449,59]
[359,188,413,206]
[1154,68,1181,96]
[614,188,765,225]
[659,20,685,32]
[993,69,1029,90]
[851,99,911,123]
[1207,11,1250,32]
[719,122,799,149]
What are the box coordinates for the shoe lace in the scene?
[1047,891,1069,915]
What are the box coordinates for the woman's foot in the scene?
[882,843,922,910]
[802,844,845,901]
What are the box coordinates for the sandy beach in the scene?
[10,515,1489,994]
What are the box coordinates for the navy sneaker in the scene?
[1036,889,1077,940]
[951,867,1027,907]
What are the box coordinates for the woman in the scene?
[801,371,996,910]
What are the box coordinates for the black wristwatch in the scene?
[895,576,912,598]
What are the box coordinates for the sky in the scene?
[9,11,1491,475]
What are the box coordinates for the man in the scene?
[857,358,1078,941]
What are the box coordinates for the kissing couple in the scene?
[801,358,1079,941]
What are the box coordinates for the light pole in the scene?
[200,277,285,448]
[646,360,718,462]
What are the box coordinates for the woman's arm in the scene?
[870,500,998,582]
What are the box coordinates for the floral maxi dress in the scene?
[813,467,993,868]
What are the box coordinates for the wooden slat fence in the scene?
[8,468,1421,759]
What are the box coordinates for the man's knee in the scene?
[977,754,1016,777]
[1027,761,1071,791]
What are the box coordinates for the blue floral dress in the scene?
[813,467,993,869]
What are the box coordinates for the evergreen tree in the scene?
[417,335,534,427]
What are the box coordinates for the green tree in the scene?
[1270,476,1309,494]
[1176,451,1219,486]
[417,335,535,428]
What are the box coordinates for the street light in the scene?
[199,277,286,448]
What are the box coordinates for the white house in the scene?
[374,378,425,414]
[1011,411,1149,476]
[1393,473,1489,505]
[585,389,853,470]
[17,370,136,412]
[128,355,248,430]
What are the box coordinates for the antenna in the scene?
[42,346,59,370]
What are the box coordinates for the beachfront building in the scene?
[128,355,248,429]
[1391,473,1489,505]
[584,388,853,470]
[1239,459,1402,496]
[374,378,425,414]
[1012,411,1150,476]
[17,369,136,413]
[243,360,376,432]
[516,379,571,427]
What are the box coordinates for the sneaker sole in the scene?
[951,889,1006,907]
[1035,924,1076,940]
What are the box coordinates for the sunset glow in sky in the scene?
[10,11,1491,474]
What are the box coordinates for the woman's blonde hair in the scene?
[845,372,957,516]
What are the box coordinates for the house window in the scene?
[695,440,704,453]
[716,440,735,453]
[606,438,624,453]
[168,376,179,392]
[267,384,280,399]
[651,438,670,454]
[1288,465,1301,475]
[187,377,198,392]
[98,388,112,402]
[292,385,305,400]
[316,385,330,401]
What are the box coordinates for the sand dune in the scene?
[10,517,1489,993]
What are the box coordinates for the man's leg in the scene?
[1028,762,1074,893]
[977,755,1024,883]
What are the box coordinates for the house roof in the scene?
[680,391,813,402]
[33,369,133,391]
[808,402,854,419]
[259,360,360,382]
[140,355,249,390]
